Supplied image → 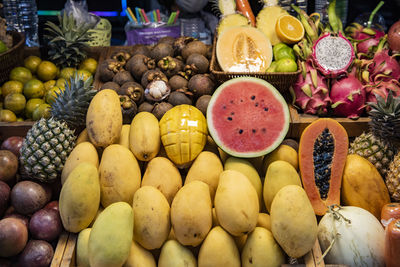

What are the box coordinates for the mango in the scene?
[270,185,317,258]
[185,151,223,201]
[76,228,91,267]
[129,112,160,161]
[86,89,122,147]
[262,144,298,175]
[123,241,156,267]
[59,163,100,233]
[241,227,285,267]
[88,202,133,267]
[263,160,302,212]
[257,213,271,231]
[342,154,391,220]
[158,240,197,267]
[89,205,104,227]
[212,207,220,227]
[99,144,141,207]
[61,141,99,184]
[171,181,212,246]
[133,186,170,250]
[198,226,240,267]
[118,124,131,148]
[214,170,259,236]
[224,157,263,209]
[141,157,182,204]
[234,234,247,252]
[76,128,90,144]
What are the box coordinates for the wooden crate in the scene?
[50,232,71,267]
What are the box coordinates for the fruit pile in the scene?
[0,137,63,266]
[98,37,215,122]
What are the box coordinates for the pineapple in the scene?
[44,13,92,68]
[349,93,400,177]
[20,74,97,183]
[387,152,400,201]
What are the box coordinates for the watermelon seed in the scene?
[231,112,235,115]
[262,128,266,133]
[227,117,233,121]
[230,100,234,104]
[255,102,259,107]
[264,107,269,112]
[252,129,256,133]
[251,95,255,100]
[239,129,243,134]
[240,99,243,102]
[223,105,226,109]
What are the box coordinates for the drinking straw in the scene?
[173,10,180,24]
[156,9,161,22]
[135,8,141,23]
[140,8,150,23]
[167,12,176,25]
[138,8,146,23]
[126,7,137,23]
[153,10,157,23]
[126,11,134,22]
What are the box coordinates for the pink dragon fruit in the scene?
[330,75,366,118]
[291,61,331,115]
[312,32,355,78]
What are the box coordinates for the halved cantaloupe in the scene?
[216,26,273,73]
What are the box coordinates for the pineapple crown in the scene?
[44,13,92,69]
[368,91,400,148]
[50,73,97,129]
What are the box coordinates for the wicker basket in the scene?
[0,31,25,84]
[210,35,301,94]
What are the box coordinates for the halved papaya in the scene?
[299,118,348,215]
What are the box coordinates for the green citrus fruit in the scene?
[0,110,17,122]
[32,103,51,120]
[23,79,45,99]
[273,43,289,57]
[75,69,92,83]
[45,86,64,104]
[274,47,296,61]
[1,81,23,97]
[56,78,68,88]
[37,61,58,81]
[266,61,278,73]
[59,67,76,80]
[25,98,45,119]
[0,40,8,54]
[4,93,26,115]
[24,56,42,74]
[44,80,56,92]
[79,57,98,74]
[275,58,298,72]
[9,67,33,84]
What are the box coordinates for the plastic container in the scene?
[3,0,39,47]
[180,18,212,45]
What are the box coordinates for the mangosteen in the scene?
[186,53,209,74]
[100,81,120,91]
[188,74,215,98]
[169,75,188,91]
[138,102,155,113]
[168,91,193,106]
[126,54,156,81]
[173,36,195,56]
[157,56,184,78]
[131,44,151,57]
[157,36,175,46]
[181,40,208,60]
[196,95,211,116]
[118,82,145,104]
[120,95,138,124]
[112,71,134,86]
[152,102,173,120]
[110,50,131,67]
[141,69,168,88]
[145,80,171,102]
[99,59,122,82]
[150,43,174,62]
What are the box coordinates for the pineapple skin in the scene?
[387,152,400,201]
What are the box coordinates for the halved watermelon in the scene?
[207,77,290,158]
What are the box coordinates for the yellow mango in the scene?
[342,154,391,220]
[270,185,317,258]
[86,89,122,147]
[171,181,212,246]
[224,157,263,209]
[59,163,100,233]
[76,228,91,267]
[133,186,170,250]
[263,160,302,212]
[212,207,220,227]
[88,205,104,227]
[234,234,247,252]
[76,128,89,144]
[215,170,259,236]
[129,112,160,161]
[118,124,131,148]
[123,241,156,267]
[141,157,182,204]
[158,240,197,267]
[241,227,285,267]
[99,144,141,207]
[257,213,271,231]
[61,141,99,184]
[198,226,240,267]
[185,151,223,201]
[88,202,133,267]
[262,144,298,175]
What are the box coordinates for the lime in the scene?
[75,69,92,83]
[4,93,26,115]
[0,110,17,122]
[1,81,24,97]
[45,86,64,104]
[44,80,56,92]
[24,56,42,74]
[266,61,278,73]
[37,61,58,81]
[0,40,8,54]
[32,103,51,120]
[9,67,32,84]
[273,43,289,56]
[23,79,45,99]
[275,58,298,72]
[59,67,76,80]
[274,46,296,61]
[25,98,45,119]
[79,58,98,74]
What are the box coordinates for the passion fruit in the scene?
[0,110,17,122]
[9,67,32,84]
[24,56,42,74]
[32,103,51,121]
[79,57,98,74]
[25,98,45,119]
[0,150,18,182]
[4,93,26,115]
[37,61,58,82]
[23,79,45,99]
[1,81,23,97]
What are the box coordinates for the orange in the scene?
[44,80,56,92]
[24,55,42,74]
[79,58,98,74]
[23,79,45,99]
[275,14,304,44]
[25,98,45,119]
[75,69,93,83]
[1,80,23,97]
[0,110,17,122]
[45,86,65,104]
[4,93,26,115]
[32,103,51,120]
[59,67,76,80]
[37,61,58,81]
[9,67,32,84]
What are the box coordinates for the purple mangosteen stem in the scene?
[367,1,384,29]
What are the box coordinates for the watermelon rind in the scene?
[207,77,290,158]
